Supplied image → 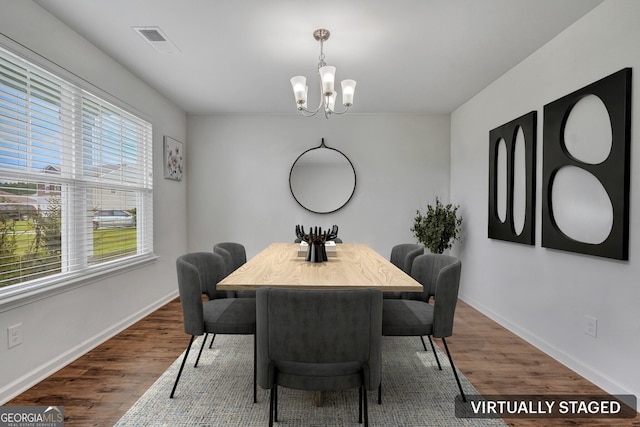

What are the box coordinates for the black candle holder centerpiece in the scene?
[295,225,339,263]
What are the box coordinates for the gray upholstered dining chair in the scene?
[380,253,466,402]
[386,243,423,299]
[390,243,423,274]
[214,242,254,298]
[257,287,382,426]
[172,252,257,402]
[214,242,247,273]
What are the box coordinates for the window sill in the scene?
[0,254,158,312]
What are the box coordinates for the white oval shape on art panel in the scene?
[512,127,526,235]
[551,166,613,244]
[496,138,507,223]
[563,94,612,164]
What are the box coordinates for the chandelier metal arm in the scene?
[298,107,321,117]
[296,78,327,116]
[328,104,351,115]
[298,98,351,119]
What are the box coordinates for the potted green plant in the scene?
[411,197,462,254]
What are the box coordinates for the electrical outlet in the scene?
[7,323,22,349]
[584,315,597,338]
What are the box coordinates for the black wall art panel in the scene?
[488,111,537,245]
[542,68,632,260]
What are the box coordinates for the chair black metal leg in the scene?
[170,335,194,398]
[274,385,278,422]
[427,335,442,370]
[359,386,363,423]
[442,337,466,402]
[194,334,207,367]
[208,333,216,349]
[363,386,369,427]
[419,336,428,351]
[253,334,257,403]
[268,387,274,427]
[377,382,381,404]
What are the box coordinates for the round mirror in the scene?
[289,140,356,214]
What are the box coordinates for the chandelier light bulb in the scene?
[328,90,337,111]
[319,65,336,96]
[290,76,308,105]
[341,80,356,106]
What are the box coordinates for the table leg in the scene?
[314,391,323,407]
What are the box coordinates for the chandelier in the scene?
[290,29,356,119]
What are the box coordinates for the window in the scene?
[0,44,153,298]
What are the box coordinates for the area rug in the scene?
[116,335,505,426]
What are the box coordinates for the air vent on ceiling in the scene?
[132,26,180,54]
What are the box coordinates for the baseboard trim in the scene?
[459,294,639,401]
[0,290,178,404]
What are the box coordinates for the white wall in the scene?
[451,0,640,397]
[0,1,187,402]
[187,114,450,258]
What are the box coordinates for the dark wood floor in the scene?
[7,298,639,426]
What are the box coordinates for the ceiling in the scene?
[33,0,603,115]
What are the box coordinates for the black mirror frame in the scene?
[289,138,357,214]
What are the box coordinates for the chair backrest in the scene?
[213,242,247,274]
[410,253,462,338]
[390,244,422,274]
[256,288,382,390]
[214,242,255,298]
[176,252,228,335]
[213,246,234,275]
[178,252,229,300]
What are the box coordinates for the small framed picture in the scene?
[163,136,183,181]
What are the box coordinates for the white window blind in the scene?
[0,44,153,295]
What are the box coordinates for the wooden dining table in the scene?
[217,242,422,406]
[217,242,423,292]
